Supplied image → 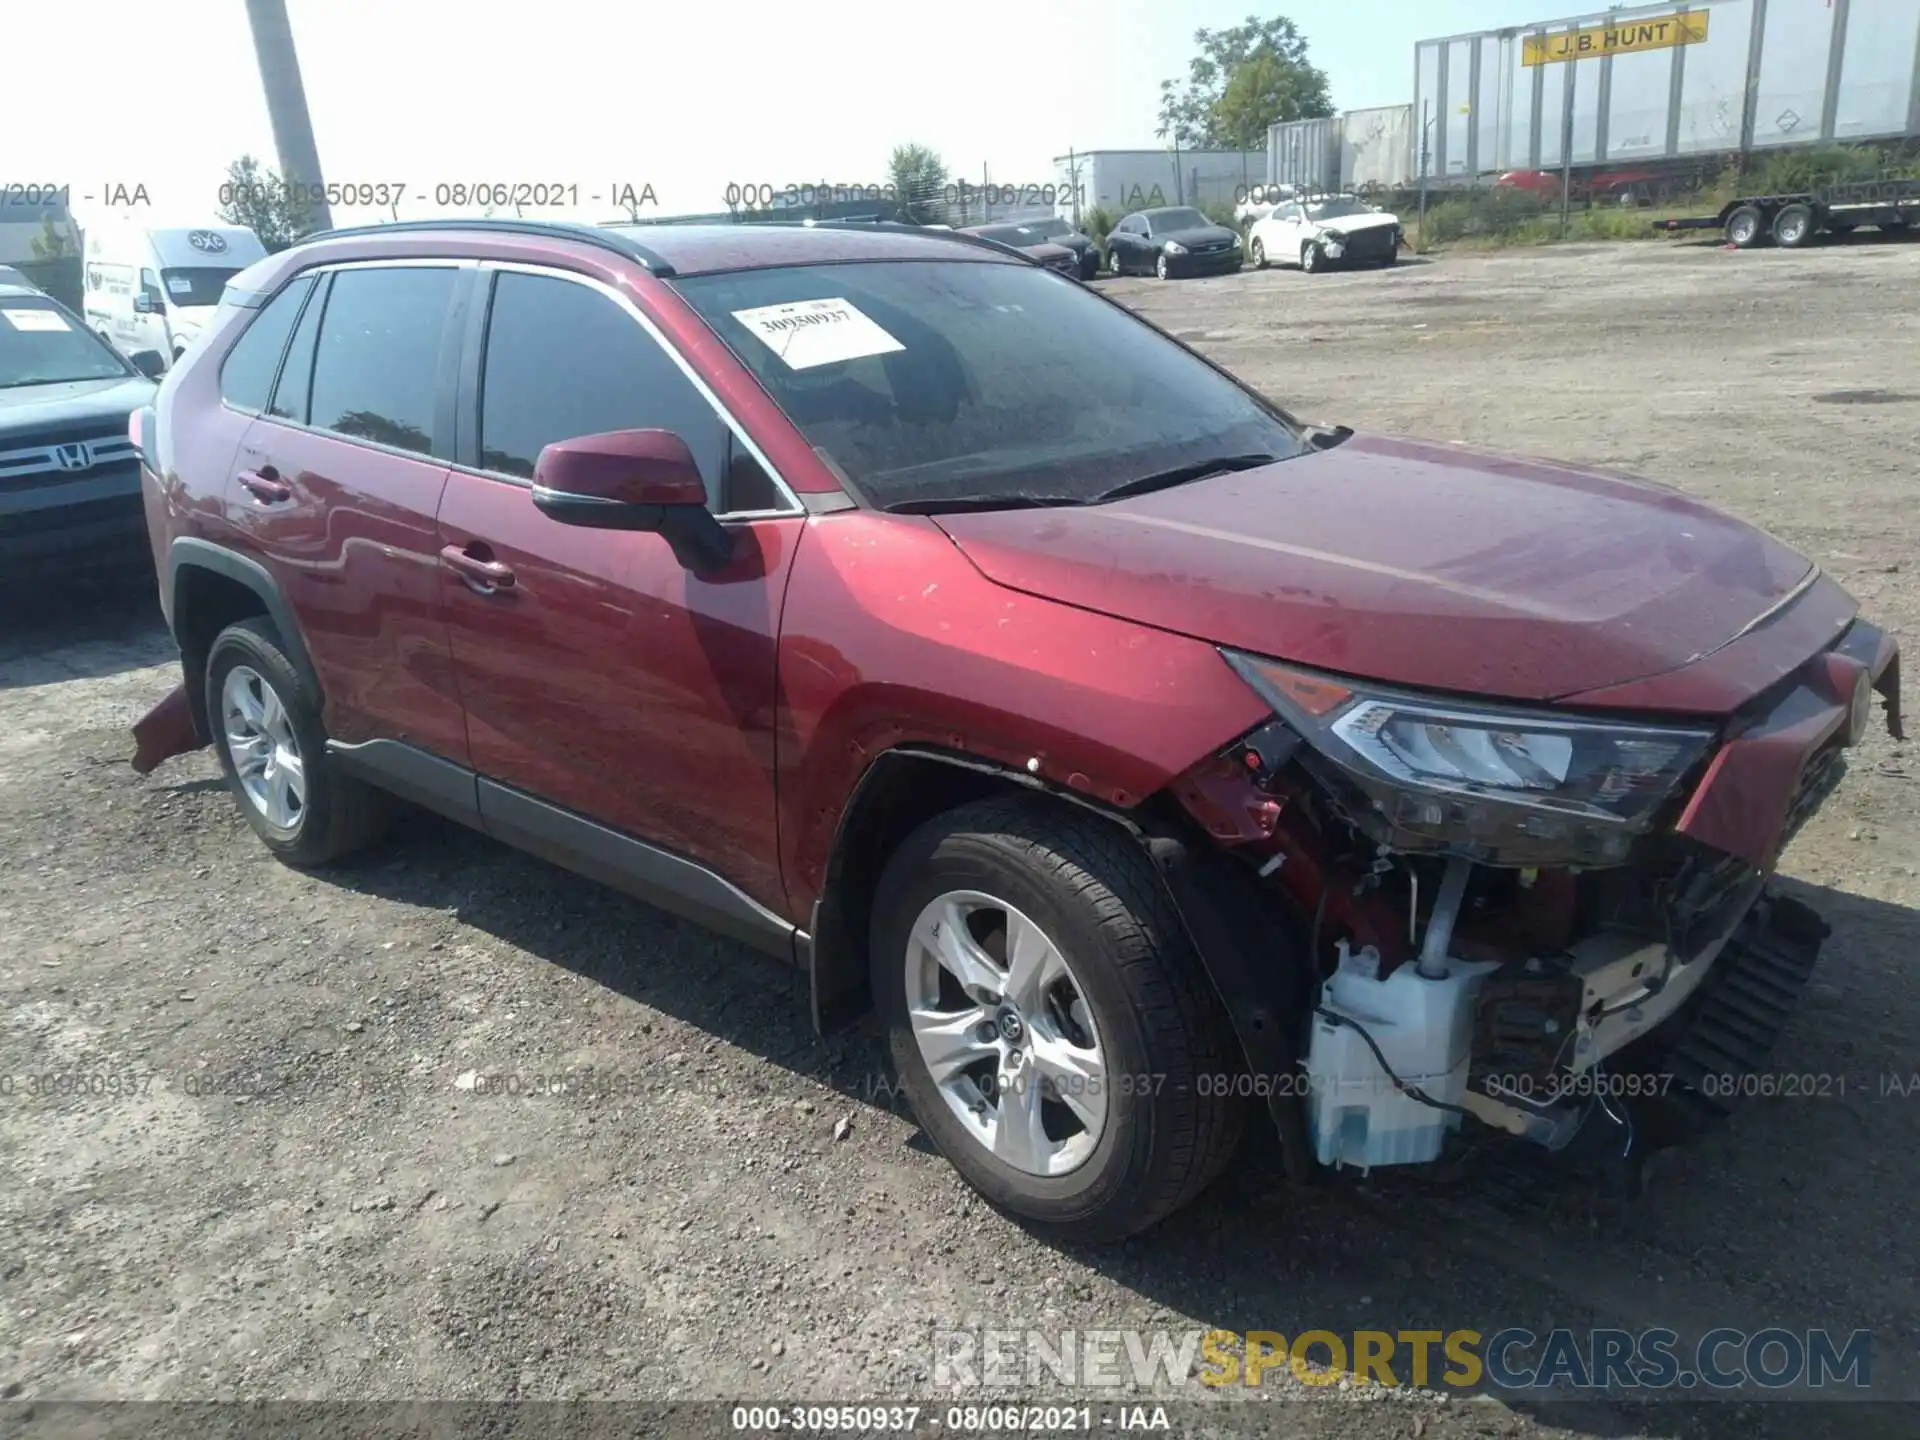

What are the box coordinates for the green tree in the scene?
[216,154,317,252]
[1157,16,1332,151]
[887,143,949,225]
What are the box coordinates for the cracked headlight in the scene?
[1224,651,1716,866]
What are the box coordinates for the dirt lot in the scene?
[3,239,1916,1438]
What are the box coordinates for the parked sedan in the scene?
[1248,195,1403,273]
[1014,215,1102,279]
[957,224,1083,279]
[1105,207,1242,280]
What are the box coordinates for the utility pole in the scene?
[244,0,333,232]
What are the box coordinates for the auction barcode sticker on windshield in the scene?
[1,308,72,332]
[730,298,904,370]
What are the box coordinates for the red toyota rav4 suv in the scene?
[130,219,1900,1240]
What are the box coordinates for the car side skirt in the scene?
[325,738,802,963]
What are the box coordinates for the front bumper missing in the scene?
[1462,889,1829,1153]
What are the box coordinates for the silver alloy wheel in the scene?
[222,664,306,831]
[1155,252,1170,279]
[904,889,1107,1177]
[1251,237,1265,267]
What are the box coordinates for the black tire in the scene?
[1154,252,1172,280]
[1724,204,1765,248]
[1883,217,1911,233]
[1079,251,1099,281]
[205,617,387,868]
[1250,237,1267,268]
[1107,247,1125,276]
[871,797,1245,1243]
[1301,241,1322,273]
[1771,202,1815,248]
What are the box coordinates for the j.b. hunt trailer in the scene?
[1656,175,1920,246]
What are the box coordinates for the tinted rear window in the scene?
[307,267,457,456]
[672,260,1303,510]
[219,275,314,414]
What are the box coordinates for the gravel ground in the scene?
[2,238,1916,1439]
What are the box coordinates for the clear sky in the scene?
[8,0,1580,230]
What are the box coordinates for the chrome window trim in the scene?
[471,260,805,520]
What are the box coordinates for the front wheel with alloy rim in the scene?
[871,797,1245,1242]
[1250,237,1267,268]
[1301,241,1321,272]
[1154,252,1171,280]
[206,617,387,867]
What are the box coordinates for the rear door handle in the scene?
[237,466,291,504]
[440,543,516,592]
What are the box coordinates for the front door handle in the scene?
[440,543,516,593]
[237,466,291,503]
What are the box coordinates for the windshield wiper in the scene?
[884,494,1085,515]
[1091,453,1280,504]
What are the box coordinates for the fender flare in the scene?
[167,537,322,700]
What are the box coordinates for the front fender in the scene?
[774,512,1270,918]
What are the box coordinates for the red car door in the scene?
[220,261,473,763]
[436,264,804,922]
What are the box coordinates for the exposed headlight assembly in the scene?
[1223,651,1716,866]
[1163,241,1189,255]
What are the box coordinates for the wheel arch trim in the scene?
[167,537,322,701]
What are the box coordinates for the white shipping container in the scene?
[1268,117,1342,191]
[1412,0,1920,181]
[1053,150,1265,221]
[1342,104,1417,190]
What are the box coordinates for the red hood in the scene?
[932,434,1828,706]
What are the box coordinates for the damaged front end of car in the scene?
[1163,619,1902,1185]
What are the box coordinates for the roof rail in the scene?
[786,220,1042,265]
[290,217,676,276]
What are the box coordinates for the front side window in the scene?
[477,270,729,494]
[673,259,1305,512]
[0,299,131,387]
[219,275,314,414]
[308,266,457,457]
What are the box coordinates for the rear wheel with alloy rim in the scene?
[1250,237,1267,268]
[206,617,387,867]
[871,797,1245,1241]
[1772,203,1815,248]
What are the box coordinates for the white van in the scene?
[84,224,269,369]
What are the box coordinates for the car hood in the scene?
[931,434,1820,705]
[0,373,156,433]
[1157,225,1239,249]
[1312,212,1400,235]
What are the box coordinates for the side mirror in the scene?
[133,292,164,315]
[531,428,733,575]
[129,349,167,379]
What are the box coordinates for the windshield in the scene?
[159,266,242,308]
[0,300,130,387]
[1149,208,1208,232]
[1306,197,1375,220]
[1030,218,1073,239]
[971,225,1035,245]
[673,260,1306,511]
